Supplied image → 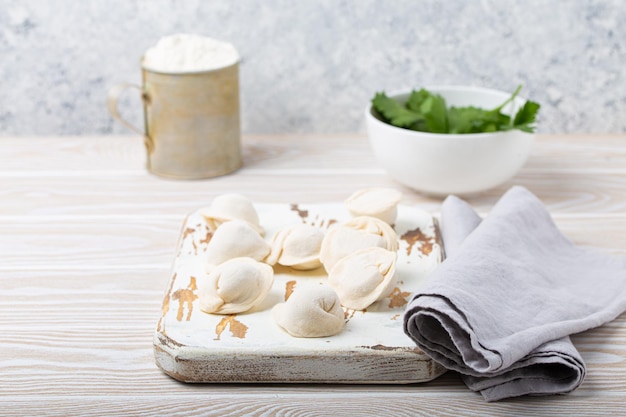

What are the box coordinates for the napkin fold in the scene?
[404,186,626,401]
[436,192,586,400]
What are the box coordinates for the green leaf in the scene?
[448,106,486,134]
[420,94,449,133]
[513,100,541,127]
[448,106,509,134]
[406,89,431,113]
[371,92,423,128]
[370,85,540,134]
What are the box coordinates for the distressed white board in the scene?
[154,203,446,383]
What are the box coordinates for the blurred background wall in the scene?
[0,0,624,135]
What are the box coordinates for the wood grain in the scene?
[2,134,626,172]
[5,168,626,215]
[3,135,626,216]
[1,216,623,272]
[1,134,626,416]
[0,217,181,268]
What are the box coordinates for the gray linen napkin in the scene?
[437,191,586,400]
[404,186,626,401]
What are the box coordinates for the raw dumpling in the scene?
[272,285,344,338]
[198,257,274,314]
[205,220,271,267]
[343,216,399,252]
[319,216,399,273]
[319,226,386,273]
[328,247,398,310]
[344,188,403,224]
[199,193,264,235]
[265,224,324,270]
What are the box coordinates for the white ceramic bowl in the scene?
[365,85,535,196]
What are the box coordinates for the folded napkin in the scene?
[435,191,586,400]
[404,186,626,401]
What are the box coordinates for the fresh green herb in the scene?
[371,85,540,134]
[371,92,424,128]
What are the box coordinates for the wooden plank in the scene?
[2,395,626,417]
[2,134,626,173]
[3,152,626,215]
[0,270,168,329]
[3,134,626,217]
[5,170,626,216]
[0,173,411,216]
[0,217,182,268]
[155,204,444,384]
[2,134,626,414]
[1,216,624,272]
[0,134,378,172]
[1,268,625,408]
[2,316,625,399]
[525,134,626,172]
[0,135,146,172]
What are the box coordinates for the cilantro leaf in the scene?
[371,85,540,134]
[405,89,450,133]
[371,92,423,128]
[511,100,541,132]
[406,89,431,113]
[420,94,449,133]
[447,106,509,134]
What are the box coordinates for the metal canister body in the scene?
[142,63,242,179]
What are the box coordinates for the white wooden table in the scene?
[1,134,625,416]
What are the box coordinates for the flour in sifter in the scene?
[142,33,239,73]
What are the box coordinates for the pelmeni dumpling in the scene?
[319,216,399,273]
[343,216,399,252]
[319,227,386,273]
[328,247,398,310]
[265,224,325,270]
[198,257,274,314]
[205,220,271,267]
[272,285,345,338]
[199,193,264,235]
[344,188,403,225]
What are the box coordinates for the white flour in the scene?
[142,34,239,73]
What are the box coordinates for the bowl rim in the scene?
[365,85,533,140]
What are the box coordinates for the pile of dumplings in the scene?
[196,188,404,338]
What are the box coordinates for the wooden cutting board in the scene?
[154,203,446,383]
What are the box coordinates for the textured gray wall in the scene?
[0,0,624,135]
